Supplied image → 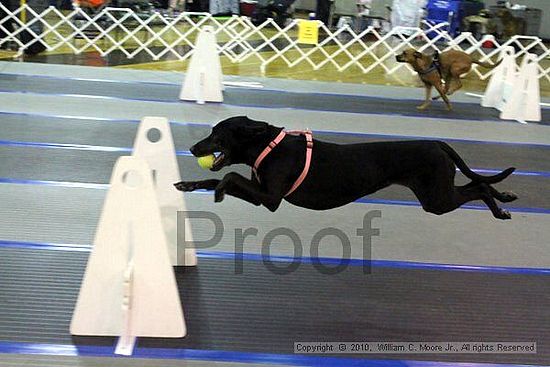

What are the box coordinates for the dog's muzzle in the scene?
[210,152,226,171]
[190,143,228,171]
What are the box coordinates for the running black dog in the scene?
[174,116,517,219]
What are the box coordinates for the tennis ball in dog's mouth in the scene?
[197,154,215,169]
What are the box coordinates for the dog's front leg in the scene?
[433,82,452,111]
[417,83,433,110]
[215,172,283,212]
[174,179,220,192]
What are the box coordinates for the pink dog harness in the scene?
[252,129,313,197]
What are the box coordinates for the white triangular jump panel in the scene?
[132,116,197,267]
[70,156,185,339]
[481,46,517,110]
[180,26,224,103]
[500,53,541,123]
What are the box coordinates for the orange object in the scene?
[78,0,105,8]
[482,40,495,48]
[240,0,257,16]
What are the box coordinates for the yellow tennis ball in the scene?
[197,154,215,169]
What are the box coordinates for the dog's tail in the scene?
[473,58,502,69]
[438,141,515,184]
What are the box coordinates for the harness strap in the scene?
[418,53,441,76]
[285,130,313,196]
[252,129,286,179]
[253,129,313,197]
[418,63,438,75]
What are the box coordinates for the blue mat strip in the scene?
[0,340,541,367]
[1,239,549,275]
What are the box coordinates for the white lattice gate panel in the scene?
[0,4,548,83]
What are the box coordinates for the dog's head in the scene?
[395,48,435,72]
[395,48,423,64]
[190,116,271,171]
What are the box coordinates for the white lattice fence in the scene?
[1,4,549,82]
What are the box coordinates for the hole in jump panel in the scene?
[147,128,162,143]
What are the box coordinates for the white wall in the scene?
[483,0,550,39]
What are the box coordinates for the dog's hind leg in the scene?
[432,75,461,100]
[449,79,462,96]
[458,183,512,219]
[414,184,511,219]
[461,181,517,203]
[409,168,511,219]
[488,187,518,203]
[444,77,462,97]
[447,63,470,94]
[443,73,453,95]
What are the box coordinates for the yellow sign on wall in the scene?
[298,20,319,45]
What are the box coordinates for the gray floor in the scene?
[2,247,549,365]
[0,354,294,367]
[1,87,549,146]
[0,62,549,367]
[4,72,549,122]
[1,184,549,267]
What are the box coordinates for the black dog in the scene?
[174,116,517,219]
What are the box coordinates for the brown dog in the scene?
[395,48,499,111]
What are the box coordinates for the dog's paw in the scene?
[174,181,197,191]
[499,191,518,203]
[495,208,512,220]
[446,105,453,112]
[214,188,225,203]
[417,104,428,111]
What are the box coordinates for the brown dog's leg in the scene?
[432,74,450,100]
[432,77,462,100]
[446,78,462,96]
[433,74,452,100]
[434,81,452,111]
[446,64,469,96]
[417,84,433,110]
